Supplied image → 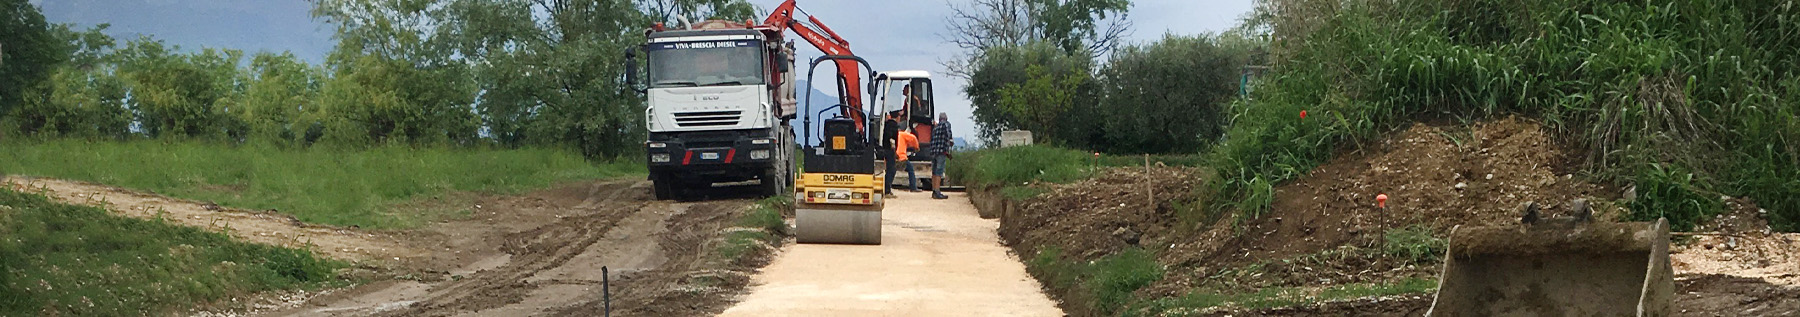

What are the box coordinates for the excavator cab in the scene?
[794,55,884,245]
[873,71,939,190]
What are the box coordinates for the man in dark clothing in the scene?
[881,114,901,196]
[929,112,953,199]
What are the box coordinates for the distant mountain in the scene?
[952,137,976,151]
[789,80,839,146]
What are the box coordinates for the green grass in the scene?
[948,145,1206,203]
[0,139,641,229]
[714,196,789,264]
[948,145,1096,189]
[1382,225,1447,263]
[1089,248,1166,313]
[0,187,344,316]
[1215,0,1800,231]
[1025,246,1167,314]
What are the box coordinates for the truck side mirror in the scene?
[624,45,646,94]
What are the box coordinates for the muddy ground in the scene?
[6,177,780,316]
[990,116,1800,316]
[265,180,778,317]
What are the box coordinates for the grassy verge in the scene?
[713,196,790,264]
[948,145,1204,200]
[0,187,344,316]
[0,140,641,229]
[1026,246,1166,315]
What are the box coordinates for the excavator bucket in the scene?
[1427,217,1673,316]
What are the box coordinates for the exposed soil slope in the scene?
[993,116,1798,316]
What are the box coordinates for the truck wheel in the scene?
[652,172,675,200]
[759,167,784,197]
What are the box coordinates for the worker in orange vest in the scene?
[896,127,921,193]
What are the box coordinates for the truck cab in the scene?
[637,25,797,200]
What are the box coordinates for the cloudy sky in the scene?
[744,1,1255,143]
[34,0,1256,143]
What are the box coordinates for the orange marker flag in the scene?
[1376,193,1389,208]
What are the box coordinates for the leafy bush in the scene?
[0,188,343,316]
[1097,34,1247,154]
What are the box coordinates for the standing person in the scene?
[930,113,954,199]
[897,128,922,192]
[881,114,901,196]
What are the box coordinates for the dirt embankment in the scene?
[985,116,1800,316]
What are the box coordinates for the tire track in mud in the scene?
[270,180,756,316]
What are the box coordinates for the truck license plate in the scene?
[701,152,720,160]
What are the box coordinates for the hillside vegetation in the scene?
[1215,0,1800,231]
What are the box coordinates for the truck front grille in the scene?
[673,110,742,127]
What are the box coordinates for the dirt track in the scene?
[720,191,1063,316]
[2,176,420,262]
[8,176,769,316]
[250,180,762,316]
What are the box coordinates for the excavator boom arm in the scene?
[762,0,866,128]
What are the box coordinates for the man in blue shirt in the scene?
[929,113,953,199]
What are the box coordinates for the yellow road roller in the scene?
[793,55,884,245]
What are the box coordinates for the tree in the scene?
[1,0,64,119]
[312,0,480,145]
[943,0,1131,78]
[113,39,249,139]
[239,52,325,145]
[641,0,756,26]
[1097,34,1247,153]
[997,64,1085,140]
[7,23,130,139]
[964,41,1099,145]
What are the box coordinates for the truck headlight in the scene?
[751,138,772,145]
[647,142,667,148]
[750,150,771,160]
[651,153,671,162]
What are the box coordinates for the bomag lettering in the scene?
[823,174,856,182]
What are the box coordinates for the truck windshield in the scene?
[648,40,764,88]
